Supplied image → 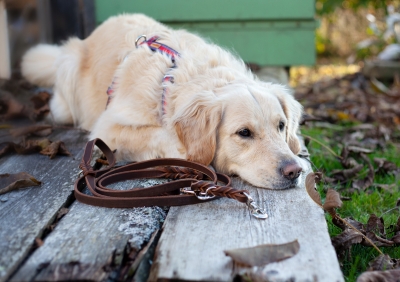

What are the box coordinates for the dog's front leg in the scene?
[90,124,186,162]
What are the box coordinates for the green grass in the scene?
[301,125,400,282]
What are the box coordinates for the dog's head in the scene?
[172,81,303,189]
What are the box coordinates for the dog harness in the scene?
[106,35,180,117]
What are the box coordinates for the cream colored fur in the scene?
[21,14,304,189]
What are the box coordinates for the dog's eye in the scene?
[237,128,252,137]
[278,121,285,132]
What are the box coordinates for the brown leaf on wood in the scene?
[224,240,300,267]
[30,91,50,120]
[95,158,110,166]
[40,141,71,159]
[35,238,44,247]
[9,125,52,137]
[0,91,29,120]
[356,269,400,282]
[56,207,69,220]
[331,228,363,256]
[368,254,395,271]
[305,173,322,206]
[0,139,51,157]
[323,189,343,216]
[352,153,375,190]
[0,172,41,195]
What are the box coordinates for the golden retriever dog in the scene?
[21,14,304,189]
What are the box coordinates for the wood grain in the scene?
[10,179,167,282]
[149,157,344,282]
[0,128,88,282]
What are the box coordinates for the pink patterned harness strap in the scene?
[105,35,181,115]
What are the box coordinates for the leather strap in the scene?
[74,139,250,208]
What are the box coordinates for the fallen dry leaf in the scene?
[374,158,398,174]
[331,164,363,182]
[56,207,69,220]
[0,91,29,120]
[224,240,300,267]
[305,173,322,206]
[389,217,400,244]
[366,214,386,238]
[356,269,400,282]
[0,139,70,159]
[368,254,395,271]
[9,125,52,138]
[347,146,373,154]
[352,154,375,190]
[331,228,363,256]
[40,140,71,159]
[35,238,44,247]
[333,217,365,231]
[374,183,397,193]
[323,189,343,216]
[30,91,50,120]
[364,233,394,247]
[0,172,41,195]
[0,139,51,157]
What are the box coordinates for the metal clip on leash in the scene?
[75,139,268,220]
[244,192,268,219]
[181,187,268,219]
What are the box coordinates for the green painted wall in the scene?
[95,0,316,66]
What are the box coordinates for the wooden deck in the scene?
[0,124,344,282]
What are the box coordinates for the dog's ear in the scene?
[173,91,222,165]
[275,87,303,155]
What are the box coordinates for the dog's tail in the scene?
[21,44,62,87]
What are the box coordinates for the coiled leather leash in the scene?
[74,139,268,219]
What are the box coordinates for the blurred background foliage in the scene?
[316,0,387,16]
[291,0,400,87]
[314,0,400,60]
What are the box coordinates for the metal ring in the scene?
[135,35,147,48]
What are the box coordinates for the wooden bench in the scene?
[0,121,344,281]
[95,0,316,67]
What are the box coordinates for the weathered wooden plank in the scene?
[0,128,87,282]
[149,157,344,282]
[10,179,167,282]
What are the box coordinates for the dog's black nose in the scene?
[281,163,302,180]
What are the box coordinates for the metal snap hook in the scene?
[180,187,216,200]
[195,187,216,200]
[243,192,268,219]
[135,35,147,48]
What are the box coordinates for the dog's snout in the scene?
[281,162,302,180]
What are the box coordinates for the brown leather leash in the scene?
[74,139,268,219]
